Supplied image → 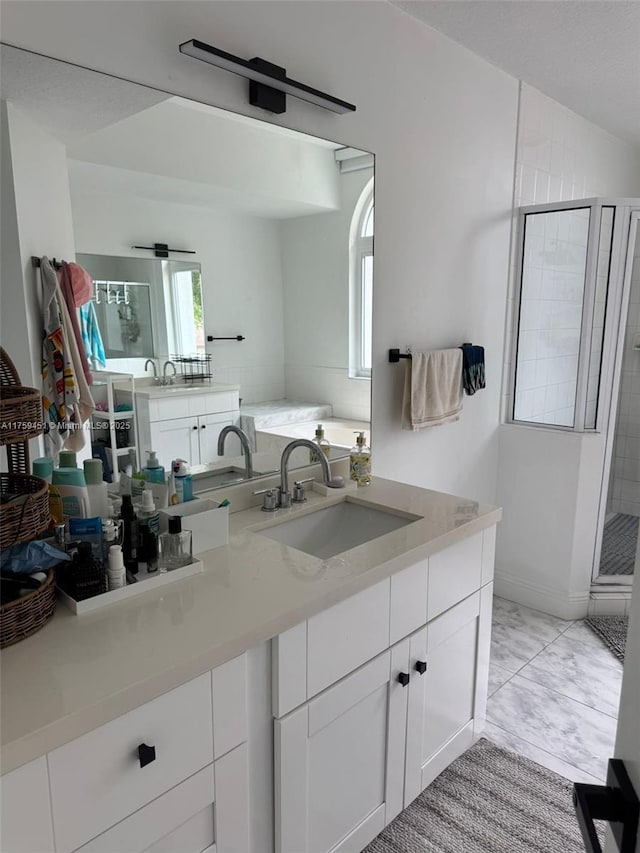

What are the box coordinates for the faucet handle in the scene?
[253,487,278,512]
[292,478,315,504]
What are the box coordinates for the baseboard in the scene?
[494,570,589,620]
[588,588,633,616]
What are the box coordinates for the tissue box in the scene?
[159,497,229,554]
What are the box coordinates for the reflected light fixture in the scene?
[179,39,356,115]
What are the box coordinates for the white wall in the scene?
[71,190,286,403]
[1,102,76,388]
[281,167,372,421]
[611,235,640,517]
[496,84,640,617]
[0,0,520,511]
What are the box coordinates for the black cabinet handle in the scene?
[397,672,410,687]
[573,759,639,853]
[201,424,206,429]
[137,743,156,768]
[415,660,427,675]
[192,425,198,430]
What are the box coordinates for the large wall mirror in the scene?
[1,43,373,489]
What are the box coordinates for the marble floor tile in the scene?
[518,634,623,718]
[486,675,617,781]
[482,721,603,784]
[562,619,618,653]
[492,597,573,644]
[488,662,513,697]
[490,622,547,673]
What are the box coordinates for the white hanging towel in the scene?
[402,349,463,430]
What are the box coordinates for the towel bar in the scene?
[389,344,474,363]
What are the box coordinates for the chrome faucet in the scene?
[279,439,331,508]
[161,360,177,385]
[144,358,160,385]
[217,425,254,479]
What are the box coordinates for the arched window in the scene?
[350,178,374,378]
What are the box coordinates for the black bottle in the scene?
[120,494,139,574]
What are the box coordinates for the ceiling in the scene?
[392,1,640,150]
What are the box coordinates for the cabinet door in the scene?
[275,641,410,853]
[150,417,200,469]
[404,593,480,805]
[198,411,240,466]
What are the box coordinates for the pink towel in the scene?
[59,262,93,386]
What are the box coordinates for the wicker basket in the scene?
[0,473,49,550]
[0,569,56,648]
[0,346,44,473]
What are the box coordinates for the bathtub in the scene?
[257,418,370,452]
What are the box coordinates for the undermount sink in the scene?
[258,500,421,560]
[193,466,270,491]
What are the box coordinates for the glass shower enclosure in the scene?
[510,198,640,585]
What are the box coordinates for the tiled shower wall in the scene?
[502,83,640,420]
[610,236,640,517]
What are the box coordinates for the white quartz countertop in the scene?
[0,478,500,773]
[134,380,240,398]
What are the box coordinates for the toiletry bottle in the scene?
[142,450,166,484]
[137,489,159,573]
[58,449,77,468]
[158,516,192,572]
[350,432,372,485]
[32,457,53,484]
[107,544,126,590]
[173,459,193,503]
[120,493,139,573]
[83,459,110,518]
[51,467,91,518]
[33,457,64,524]
[167,470,178,506]
[310,424,331,463]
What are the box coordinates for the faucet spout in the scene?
[280,439,331,507]
[144,359,159,384]
[162,360,177,385]
[217,425,254,479]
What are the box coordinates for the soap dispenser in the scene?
[310,424,331,463]
[350,432,371,485]
[142,451,165,484]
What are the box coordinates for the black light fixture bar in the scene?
[179,39,356,115]
[132,243,196,258]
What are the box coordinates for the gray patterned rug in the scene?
[364,738,596,853]
[599,513,638,576]
[585,615,628,662]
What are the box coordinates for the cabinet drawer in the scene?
[427,532,483,620]
[212,653,247,759]
[48,673,213,853]
[74,765,215,853]
[0,757,55,853]
[190,392,238,418]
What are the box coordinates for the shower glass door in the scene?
[511,200,617,431]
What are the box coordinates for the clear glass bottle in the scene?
[310,424,331,463]
[350,431,372,485]
[158,516,192,572]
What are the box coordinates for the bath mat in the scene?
[599,513,638,576]
[364,738,597,853]
[585,615,628,662]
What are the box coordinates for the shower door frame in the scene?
[592,205,640,585]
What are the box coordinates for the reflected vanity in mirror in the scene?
[1,43,373,489]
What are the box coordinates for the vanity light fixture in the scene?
[132,243,196,259]
[179,39,356,115]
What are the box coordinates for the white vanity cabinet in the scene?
[273,528,496,853]
[3,654,250,853]
[136,389,240,471]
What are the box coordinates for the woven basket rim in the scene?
[0,568,55,615]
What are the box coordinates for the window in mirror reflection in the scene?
[350,179,374,378]
[165,263,204,354]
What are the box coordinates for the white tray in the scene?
[57,559,203,614]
